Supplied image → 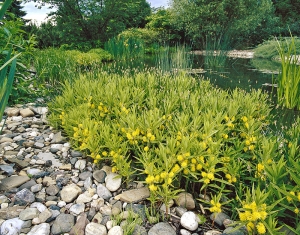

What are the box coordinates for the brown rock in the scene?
[0,175,30,191]
[114,187,150,203]
[69,213,89,235]
[5,108,20,117]
[174,192,195,210]
[20,108,35,117]
[0,205,25,219]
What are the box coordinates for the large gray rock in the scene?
[148,222,176,235]
[0,175,30,191]
[97,184,112,200]
[51,213,75,235]
[27,223,50,235]
[14,188,35,205]
[19,208,39,220]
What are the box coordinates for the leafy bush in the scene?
[48,71,300,232]
[254,37,300,59]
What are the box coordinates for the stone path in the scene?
[0,104,244,235]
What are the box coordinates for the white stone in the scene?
[76,192,93,204]
[70,203,85,216]
[11,116,22,122]
[105,173,122,192]
[50,144,63,150]
[180,212,198,231]
[180,229,192,235]
[75,160,86,171]
[0,218,24,235]
[108,226,123,235]
[85,223,107,235]
[31,202,47,212]
[58,201,67,208]
[106,220,114,230]
[32,217,41,225]
[27,223,50,235]
[1,203,8,209]
[27,168,41,176]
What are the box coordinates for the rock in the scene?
[92,212,103,223]
[75,159,86,171]
[59,164,72,170]
[27,168,41,176]
[71,150,83,158]
[51,132,64,143]
[222,227,244,235]
[51,213,75,235]
[97,184,112,200]
[6,157,29,169]
[70,203,85,216]
[180,229,192,235]
[34,142,44,149]
[114,187,149,203]
[148,222,176,235]
[105,173,122,192]
[37,152,62,168]
[60,184,82,202]
[210,212,230,227]
[93,170,106,183]
[175,192,195,210]
[0,217,24,235]
[180,212,198,231]
[14,188,35,205]
[204,230,222,235]
[19,208,39,220]
[46,185,59,196]
[30,202,47,212]
[175,207,187,217]
[108,226,123,235]
[69,213,89,235]
[0,206,25,220]
[20,108,35,117]
[0,137,13,143]
[84,177,92,190]
[0,196,8,204]
[6,108,20,117]
[76,192,93,204]
[132,225,147,235]
[19,179,37,190]
[27,223,50,235]
[79,171,93,180]
[0,175,30,191]
[38,209,52,223]
[85,222,107,235]
[31,183,43,193]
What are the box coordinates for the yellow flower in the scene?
[191,158,197,164]
[244,122,249,129]
[239,212,247,221]
[207,172,214,180]
[247,222,255,232]
[222,134,228,139]
[177,155,184,161]
[149,184,157,191]
[146,175,155,184]
[245,140,251,146]
[294,208,299,214]
[144,146,149,152]
[93,159,99,164]
[181,160,188,168]
[241,116,248,122]
[260,211,267,220]
[172,164,180,173]
[287,191,295,202]
[102,151,108,156]
[257,163,264,172]
[160,172,168,179]
[111,166,117,173]
[204,178,210,184]
[183,169,189,175]
[196,164,203,170]
[249,145,255,151]
[256,222,266,234]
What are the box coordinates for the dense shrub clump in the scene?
[48,72,299,234]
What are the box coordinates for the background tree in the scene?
[25,0,151,49]
[170,0,278,49]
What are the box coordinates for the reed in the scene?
[276,35,300,110]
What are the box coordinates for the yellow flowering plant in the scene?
[47,71,299,229]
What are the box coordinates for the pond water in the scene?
[104,54,299,129]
